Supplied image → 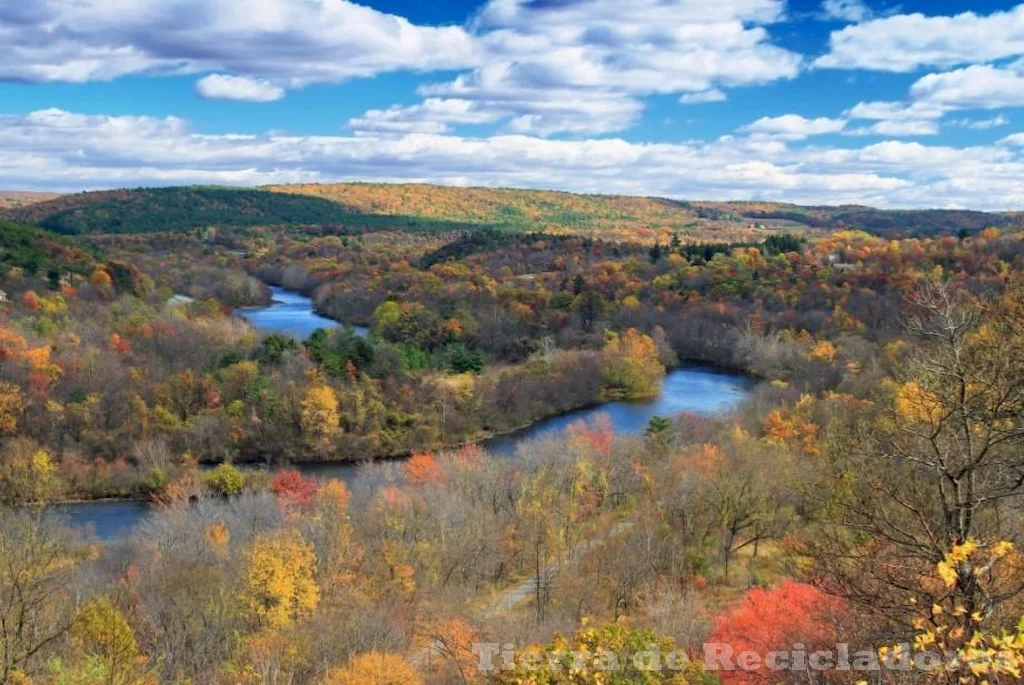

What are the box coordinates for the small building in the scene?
[167,294,195,308]
[0,289,7,302]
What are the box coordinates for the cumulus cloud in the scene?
[391,0,801,136]
[910,65,1024,110]
[0,0,477,87]
[820,0,872,23]
[7,107,1023,210]
[739,114,847,140]
[0,0,802,136]
[815,4,1024,72]
[196,75,285,102]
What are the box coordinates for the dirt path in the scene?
[481,519,635,620]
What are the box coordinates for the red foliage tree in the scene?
[707,580,848,684]
[271,470,320,511]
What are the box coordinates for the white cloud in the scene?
[953,115,1009,130]
[815,4,1024,72]
[845,101,947,122]
[680,89,727,104]
[0,0,477,87]
[8,107,1023,210]
[1000,133,1024,146]
[348,99,503,135]
[1,0,803,137]
[399,0,801,136]
[820,0,871,23]
[195,74,284,102]
[739,114,847,140]
[910,65,1024,110]
[845,120,940,137]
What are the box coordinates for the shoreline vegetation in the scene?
[41,361,749,509]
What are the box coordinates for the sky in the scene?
[1,0,1024,209]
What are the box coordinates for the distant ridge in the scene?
[0,190,62,210]
[1,182,1016,239]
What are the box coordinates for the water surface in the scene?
[238,286,368,340]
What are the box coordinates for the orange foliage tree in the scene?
[405,452,442,486]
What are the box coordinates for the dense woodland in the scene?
[1,184,1024,684]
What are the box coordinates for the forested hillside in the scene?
[709,200,1019,236]
[0,187,351,235]
[0,220,100,277]
[4,183,1015,241]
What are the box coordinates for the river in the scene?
[53,287,751,540]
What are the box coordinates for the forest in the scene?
[1,183,1024,684]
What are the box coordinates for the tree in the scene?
[807,283,1024,634]
[88,268,113,291]
[241,530,320,629]
[301,385,341,456]
[323,652,422,685]
[70,597,147,685]
[601,328,665,398]
[271,470,320,511]
[404,452,442,487]
[884,539,1024,682]
[708,581,848,685]
[203,463,245,497]
[0,510,81,683]
[0,382,24,436]
[421,617,478,684]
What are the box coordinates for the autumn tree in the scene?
[601,328,665,398]
[404,452,442,487]
[885,539,1024,682]
[301,384,341,456]
[323,652,422,685]
[807,282,1024,638]
[68,597,148,685]
[271,469,319,511]
[0,382,24,436]
[241,530,320,629]
[0,510,81,683]
[708,581,848,684]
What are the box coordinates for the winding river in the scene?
[54,287,751,540]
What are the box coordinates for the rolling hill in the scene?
[1,183,1016,241]
[0,186,351,235]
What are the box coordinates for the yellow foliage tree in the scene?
[879,540,1024,682]
[601,328,665,398]
[70,597,148,685]
[809,340,837,363]
[0,382,25,435]
[241,530,320,629]
[301,385,341,456]
[322,652,423,685]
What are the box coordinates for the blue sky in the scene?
[1,0,1023,209]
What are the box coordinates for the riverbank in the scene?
[46,364,751,539]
